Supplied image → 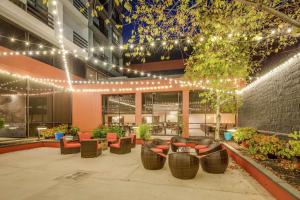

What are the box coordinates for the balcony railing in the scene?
[9,0,54,29]
[73,31,88,49]
[73,0,88,19]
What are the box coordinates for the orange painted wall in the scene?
[72,92,103,132]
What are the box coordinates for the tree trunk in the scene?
[215,92,221,141]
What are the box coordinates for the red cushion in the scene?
[198,147,209,153]
[156,145,169,150]
[151,148,163,153]
[195,145,208,150]
[79,132,92,141]
[173,142,187,147]
[65,143,80,148]
[110,143,120,148]
[187,143,196,148]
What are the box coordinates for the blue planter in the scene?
[55,132,64,141]
[224,132,232,141]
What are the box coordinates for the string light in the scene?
[239,51,300,94]
[53,0,73,91]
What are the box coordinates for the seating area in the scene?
[141,136,229,179]
[59,132,136,158]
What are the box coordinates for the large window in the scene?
[142,92,182,135]
[189,90,236,137]
[102,94,135,132]
[0,74,72,138]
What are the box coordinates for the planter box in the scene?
[222,143,300,200]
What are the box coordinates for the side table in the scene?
[98,138,108,150]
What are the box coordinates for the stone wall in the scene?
[238,49,300,133]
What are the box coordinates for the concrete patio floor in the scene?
[0,146,274,200]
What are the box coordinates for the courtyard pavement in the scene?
[0,146,274,200]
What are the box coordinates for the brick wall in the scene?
[238,49,300,133]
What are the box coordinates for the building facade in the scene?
[0,0,123,79]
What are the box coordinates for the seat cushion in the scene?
[110,143,120,148]
[173,142,188,147]
[65,143,80,148]
[107,133,117,141]
[156,145,169,150]
[187,143,196,148]
[151,148,163,153]
[195,145,208,150]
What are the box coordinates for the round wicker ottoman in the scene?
[168,152,199,179]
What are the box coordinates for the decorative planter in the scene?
[224,131,233,141]
[223,143,300,200]
[54,132,64,141]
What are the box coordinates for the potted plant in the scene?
[0,117,5,129]
[109,126,125,138]
[137,123,151,142]
[92,126,109,139]
[53,124,68,141]
[40,128,55,139]
[69,126,80,140]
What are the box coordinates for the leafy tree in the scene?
[125,0,299,140]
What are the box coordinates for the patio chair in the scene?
[130,133,136,148]
[195,142,222,156]
[110,137,131,154]
[151,138,170,154]
[200,149,229,174]
[60,137,80,154]
[141,143,167,170]
[79,132,102,158]
[107,132,118,146]
[168,152,199,179]
[170,136,188,152]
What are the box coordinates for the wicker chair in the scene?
[196,142,222,156]
[170,136,188,152]
[60,137,80,154]
[200,149,229,174]
[110,137,132,154]
[151,138,170,154]
[107,132,118,146]
[141,143,167,170]
[168,152,199,179]
[130,134,136,148]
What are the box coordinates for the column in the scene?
[182,90,189,138]
[135,92,142,125]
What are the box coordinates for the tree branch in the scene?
[235,0,300,28]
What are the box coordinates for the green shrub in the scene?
[92,128,107,138]
[70,126,80,136]
[137,123,151,140]
[52,124,68,133]
[278,131,300,159]
[109,126,125,138]
[233,127,257,143]
[247,134,284,160]
[0,118,5,129]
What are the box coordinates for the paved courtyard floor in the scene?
[0,146,274,200]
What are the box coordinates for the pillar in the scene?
[182,90,189,137]
[135,92,142,125]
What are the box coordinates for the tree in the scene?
[125,0,299,140]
